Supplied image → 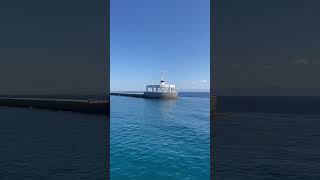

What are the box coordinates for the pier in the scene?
[0,98,109,114]
[110,92,178,99]
[110,92,144,98]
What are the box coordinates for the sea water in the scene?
[3,95,317,179]
[0,107,107,179]
[110,92,210,179]
[215,96,320,179]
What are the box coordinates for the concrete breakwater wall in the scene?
[110,92,144,98]
[0,98,109,114]
[110,92,178,99]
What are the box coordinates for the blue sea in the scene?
[215,96,320,179]
[0,106,107,179]
[2,94,320,179]
[110,92,210,180]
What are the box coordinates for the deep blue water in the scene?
[215,96,320,179]
[0,107,107,179]
[110,92,210,179]
[2,94,320,179]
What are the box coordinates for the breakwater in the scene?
[110,92,144,98]
[0,98,109,114]
[110,92,178,99]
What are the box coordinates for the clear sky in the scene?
[111,0,210,92]
[0,0,108,95]
[215,0,320,96]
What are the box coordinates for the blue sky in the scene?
[0,0,107,95]
[214,0,320,96]
[111,0,210,92]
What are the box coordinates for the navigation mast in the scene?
[160,71,165,85]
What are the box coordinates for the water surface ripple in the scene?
[111,94,210,180]
[0,107,107,180]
